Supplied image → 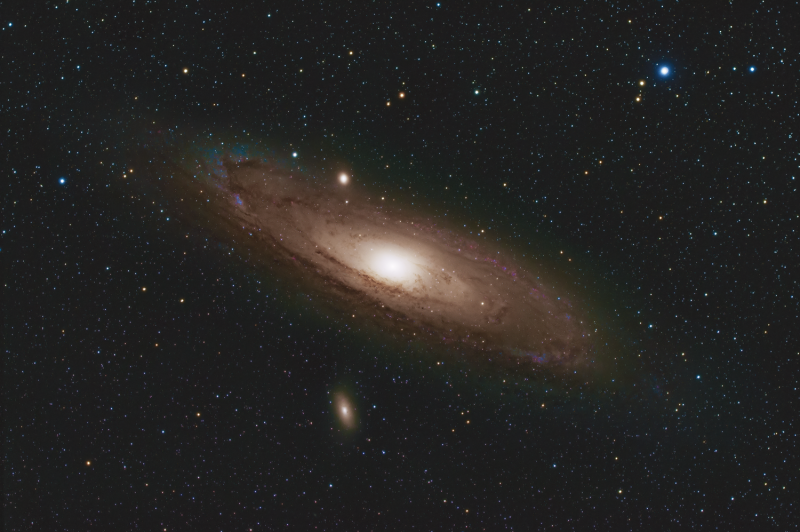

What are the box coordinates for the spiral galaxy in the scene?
[140,135,596,372]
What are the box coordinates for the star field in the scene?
[5,0,798,530]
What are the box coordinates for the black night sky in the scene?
[5,1,798,530]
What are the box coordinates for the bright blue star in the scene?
[749,66,756,72]
[696,375,701,380]
[292,152,298,158]
[659,66,670,76]
[59,177,66,184]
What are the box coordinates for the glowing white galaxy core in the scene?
[371,250,416,283]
